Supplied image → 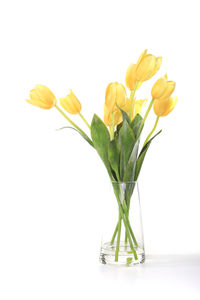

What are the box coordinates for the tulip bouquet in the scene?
[26,50,177,265]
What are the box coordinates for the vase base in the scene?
[99,242,145,266]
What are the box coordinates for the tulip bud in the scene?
[60,90,81,114]
[134,50,162,82]
[104,104,122,126]
[153,97,178,117]
[151,76,176,100]
[26,84,56,109]
[105,82,126,112]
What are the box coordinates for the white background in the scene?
[0,0,200,299]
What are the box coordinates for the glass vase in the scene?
[99,181,145,266]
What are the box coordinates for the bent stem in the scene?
[79,112,91,129]
[143,116,159,147]
[55,104,91,141]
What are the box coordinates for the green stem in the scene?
[79,112,91,129]
[125,232,128,245]
[113,190,138,260]
[110,223,118,245]
[119,204,138,260]
[138,98,154,136]
[111,200,138,247]
[125,198,130,245]
[143,116,159,147]
[143,98,154,123]
[123,202,138,247]
[115,210,122,261]
[129,81,139,121]
[110,112,115,140]
[55,104,91,141]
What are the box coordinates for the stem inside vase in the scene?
[100,181,145,266]
[112,183,139,261]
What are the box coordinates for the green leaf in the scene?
[115,122,123,137]
[57,126,94,147]
[131,114,143,139]
[123,139,140,182]
[117,120,135,180]
[108,140,120,180]
[117,106,130,124]
[134,130,162,181]
[125,181,136,212]
[123,140,139,205]
[91,114,113,178]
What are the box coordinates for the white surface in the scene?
[0,0,200,299]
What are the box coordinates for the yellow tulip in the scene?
[125,50,162,89]
[125,50,147,90]
[104,104,122,126]
[144,57,162,80]
[123,98,147,120]
[134,99,148,116]
[105,82,126,112]
[151,75,176,100]
[135,50,162,82]
[26,84,56,109]
[125,64,138,90]
[60,90,81,114]
[153,96,178,117]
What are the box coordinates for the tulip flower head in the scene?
[60,90,81,114]
[26,84,57,109]
[153,96,178,117]
[125,50,162,90]
[151,74,176,100]
[105,82,127,113]
[104,104,122,126]
[135,50,162,82]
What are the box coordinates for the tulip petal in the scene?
[125,64,137,90]
[136,54,157,82]
[151,77,167,99]
[105,83,117,112]
[163,96,178,116]
[27,85,56,109]
[105,82,126,112]
[163,73,168,80]
[104,104,122,126]
[136,49,148,67]
[158,81,176,100]
[34,84,56,106]
[60,91,81,114]
[147,56,162,79]
[153,96,178,117]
